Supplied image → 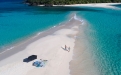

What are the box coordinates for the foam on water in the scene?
[74,14,84,22]
[6,46,15,50]
[70,15,100,75]
[0,46,15,54]
[32,32,43,38]
[53,26,56,27]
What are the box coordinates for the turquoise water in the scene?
[77,7,121,75]
[0,1,121,75]
[0,1,70,48]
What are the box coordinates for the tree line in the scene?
[25,0,121,6]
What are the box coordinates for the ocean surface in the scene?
[0,0,121,75]
[0,1,70,49]
[77,6,121,74]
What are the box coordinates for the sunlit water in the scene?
[77,6,121,75]
[0,0,121,74]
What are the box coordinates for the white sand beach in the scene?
[0,14,82,75]
[0,3,120,75]
[65,3,121,9]
[38,3,121,9]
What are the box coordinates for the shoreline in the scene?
[0,14,82,75]
[0,3,120,75]
[1,2,120,56]
[0,17,69,60]
[37,3,121,9]
[70,20,100,75]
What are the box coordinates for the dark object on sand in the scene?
[33,60,48,67]
[33,61,41,67]
[23,55,37,63]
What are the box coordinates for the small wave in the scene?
[69,17,73,21]
[0,46,15,54]
[7,46,15,50]
[74,14,85,25]
[74,14,83,22]
[53,26,56,28]
[59,23,61,25]
[37,32,42,35]
[33,32,42,38]
[81,22,85,25]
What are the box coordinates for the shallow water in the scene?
[0,1,70,49]
[0,1,121,75]
[77,7,121,75]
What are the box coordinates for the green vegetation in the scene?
[26,0,121,6]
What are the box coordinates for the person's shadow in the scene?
[61,47,66,50]
[61,46,70,52]
[61,47,68,51]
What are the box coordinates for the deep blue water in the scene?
[0,0,121,75]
